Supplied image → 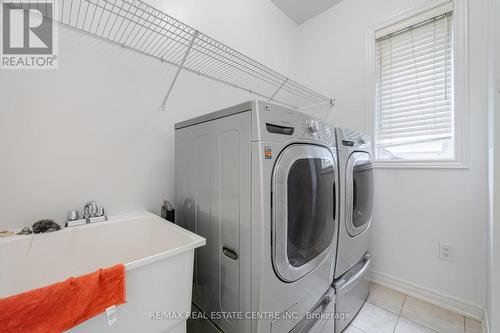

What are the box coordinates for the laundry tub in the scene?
[0,212,205,333]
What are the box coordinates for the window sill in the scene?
[373,160,469,169]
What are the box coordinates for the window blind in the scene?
[375,12,453,155]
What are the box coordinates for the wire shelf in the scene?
[10,0,334,109]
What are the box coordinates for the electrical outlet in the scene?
[439,242,454,262]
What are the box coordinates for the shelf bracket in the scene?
[161,31,199,111]
[268,78,288,103]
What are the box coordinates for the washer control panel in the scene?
[257,101,336,148]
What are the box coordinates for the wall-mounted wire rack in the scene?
[9,0,334,110]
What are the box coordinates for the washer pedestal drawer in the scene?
[334,253,371,333]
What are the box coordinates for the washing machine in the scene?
[175,101,338,333]
[333,128,374,333]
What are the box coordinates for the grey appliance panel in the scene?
[175,110,252,333]
[175,101,253,130]
[334,254,371,333]
[335,127,371,152]
[253,101,336,150]
[334,127,373,279]
[176,101,339,333]
[290,288,336,333]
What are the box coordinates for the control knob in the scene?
[305,119,319,134]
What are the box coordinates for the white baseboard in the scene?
[483,309,490,333]
[368,270,484,321]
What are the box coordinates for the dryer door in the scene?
[272,144,337,282]
[345,152,374,237]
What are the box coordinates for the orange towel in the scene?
[0,264,126,333]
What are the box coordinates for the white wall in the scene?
[148,0,299,78]
[297,0,489,311]
[487,0,500,329]
[491,56,500,330]
[0,0,297,230]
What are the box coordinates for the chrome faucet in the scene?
[84,201,98,218]
[67,201,107,227]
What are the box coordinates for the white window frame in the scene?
[366,0,469,169]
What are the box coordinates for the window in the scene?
[370,1,468,167]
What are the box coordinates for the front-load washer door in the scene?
[272,144,337,282]
[345,152,374,237]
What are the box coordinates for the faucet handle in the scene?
[84,201,98,217]
[68,210,80,221]
[83,207,89,218]
[88,206,107,223]
[96,207,105,217]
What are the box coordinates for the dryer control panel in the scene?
[253,101,336,149]
[336,127,371,151]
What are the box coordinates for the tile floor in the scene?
[348,283,483,333]
[187,283,484,333]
